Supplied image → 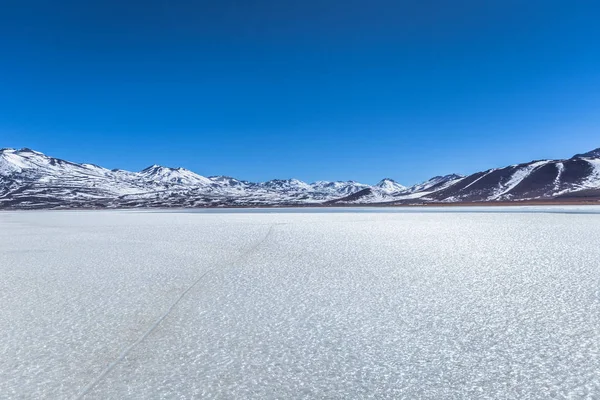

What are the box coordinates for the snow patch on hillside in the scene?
[490,161,549,200]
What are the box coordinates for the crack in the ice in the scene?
[72,224,278,399]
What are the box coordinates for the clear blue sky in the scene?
[1,0,599,184]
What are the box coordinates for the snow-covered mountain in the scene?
[1,147,600,209]
[261,179,313,192]
[327,149,600,205]
[375,178,406,194]
[138,165,213,186]
[0,148,151,201]
[311,180,370,196]
[0,148,389,208]
[422,154,600,203]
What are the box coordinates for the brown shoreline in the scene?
[2,198,599,211]
[396,199,600,207]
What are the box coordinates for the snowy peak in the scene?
[424,173,463,185]
[437,173,463,181]
[374,178,406,194]
[0,147,97,176]
[403,174,464,195]
[1,147,43,155]
[138,164,212,186]
[0,148,27,174]
[209,175,251,188]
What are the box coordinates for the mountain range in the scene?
[1,147,599,209]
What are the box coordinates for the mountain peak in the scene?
[1,148,45,155]
[375,178,406,194]
[572,148,600,159]
[139,164,212,186]
[140,164,167,172]
[430,173,464,181]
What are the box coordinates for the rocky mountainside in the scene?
[1,147,599,209]
[0,148,379,208]
[332,150,600,205]
[375,178,407,194]
[422,155,600,203]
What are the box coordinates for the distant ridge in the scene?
[1,147,599,209]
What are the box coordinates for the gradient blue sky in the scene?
[1,0,599,184]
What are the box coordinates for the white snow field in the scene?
[1,207,599,399]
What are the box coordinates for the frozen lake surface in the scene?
[1,207,599,399]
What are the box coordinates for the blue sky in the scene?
[1,0,600,185]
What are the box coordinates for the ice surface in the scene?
[1,208,599,399]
